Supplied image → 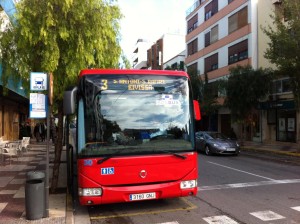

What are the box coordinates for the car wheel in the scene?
[205,145,211,156]
[234,151,240,156]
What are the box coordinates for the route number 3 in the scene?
[101,79,108,90]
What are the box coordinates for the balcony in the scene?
[186,0,206,17]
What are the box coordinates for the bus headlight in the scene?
[180,180,197,189]
[78,188,102,196]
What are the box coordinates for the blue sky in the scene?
[118,0,195,59]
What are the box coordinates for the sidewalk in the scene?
[242,140,300,157]
[0,139,299,224]
[0,140,70,224]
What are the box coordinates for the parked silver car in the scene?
[196,131,240,156]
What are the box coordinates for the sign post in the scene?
[29,72,50,218]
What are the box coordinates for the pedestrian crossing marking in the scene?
[156,222,179,224]
[203,215,239,224]
[0,203,8,213]
[291,206,300,212]
[250,210,285,221]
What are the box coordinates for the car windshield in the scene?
[207,132,228,140]
[77,74,195,157]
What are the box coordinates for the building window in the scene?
[187,62,198,74]
[205,53,218,73]
[228,6,248,34]
[272,78,292,94]
[205,25,219,47]
[205,0,218,21]
[187,38,198,56]
[187,14,198,34]
[228,40,248,64]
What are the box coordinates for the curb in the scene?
[242,147,300,157]
[66,193,74,224]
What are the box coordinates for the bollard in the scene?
[25,171,45,220]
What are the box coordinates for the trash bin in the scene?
[25,171,45,220]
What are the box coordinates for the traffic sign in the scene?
[30,72,48,91]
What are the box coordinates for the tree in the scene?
[263,0,300,109]
[201,73,222,114]
[225,65,273,141]
[0,0,122,192]
[120,52,132,69]
[187,68,222,131]
[187,67,202,101]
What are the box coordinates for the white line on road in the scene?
[203,215,239,224]
[291,206,300,212]
[156,222,179,224]
[207,161,275,180]
[198,179,300,191]
[250,210,285,221]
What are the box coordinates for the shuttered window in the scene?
[205,0,218,21]
[187,38,198,56]
[228,6,248,34]
[205,53,218,73]
[228,39,248,64]
[187,63,198,74]
[187,14,198,34]
[204,25,218,47]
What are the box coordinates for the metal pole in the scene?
[65,116,70,193]
[45,92,50,218]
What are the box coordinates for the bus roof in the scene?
[79,69,188,78]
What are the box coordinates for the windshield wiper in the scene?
[97,149,124,164]
[161,150,187,160]
[97,147,139,164]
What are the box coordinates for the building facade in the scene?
[147,33,185,70]
[185,0,299,143]
[0,0,30,141]
[132,39,152,69]
[163,50,185,71]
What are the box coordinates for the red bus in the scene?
[63,69,201,205]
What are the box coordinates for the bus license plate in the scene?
[129,192,156,201]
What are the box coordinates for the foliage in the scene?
[225,65,273,122]
[200,73,222,115]
[120,52,132,69]
[165,62,184,71]
[186,66,222,116]
[262,0,300,109]
[187,67,202,101]
[0,0,123,193]
[0,0,122,100]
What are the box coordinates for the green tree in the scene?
[0,0,122,192]
[187,67,202,101]
[225,65,273,141]
[120,52,132,69]
[187,68,222,131]
[201,73,222,115]
[263,0,300,109]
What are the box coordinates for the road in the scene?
[77,151,300,224]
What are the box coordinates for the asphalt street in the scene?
[84,152,300,224]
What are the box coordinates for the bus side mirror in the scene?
[193,100,201,121]
[63,87,77,115]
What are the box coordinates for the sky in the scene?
[118,0,195,60]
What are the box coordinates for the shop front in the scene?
[260,100,297,143]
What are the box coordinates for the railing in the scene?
[186,0,206,17]
[186,1,200,17]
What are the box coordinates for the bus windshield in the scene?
[77,74,195,157]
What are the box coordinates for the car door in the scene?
[196,132,206,152]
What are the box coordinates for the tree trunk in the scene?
[50,100,64,193]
